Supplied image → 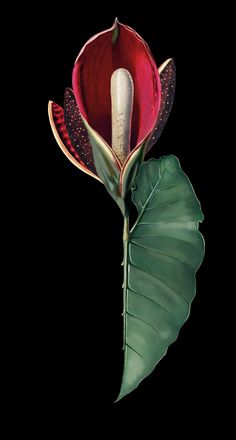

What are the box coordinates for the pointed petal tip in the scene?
[158,58,175,73]
[48,100,54,110]
[48,99,54,117]
[113,17,122,26]
[111,18,120,46]
[64,86,73,96]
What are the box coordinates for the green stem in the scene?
[122,215,129,349]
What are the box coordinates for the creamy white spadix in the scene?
[110,68,134,164]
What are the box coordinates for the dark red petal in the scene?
[64,88,97,175]
[72,21,161,150]
[49,102,101,181]
[146,59,176,153]
[51,102,81,162]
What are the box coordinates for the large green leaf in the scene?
[117,155,204,400]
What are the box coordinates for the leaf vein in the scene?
[125,343,145,360]
[130,240,195,270]
[128,288,171,315]
[129,262,189,305]
[126,311,162,336]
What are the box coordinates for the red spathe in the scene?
[72,21,161,150]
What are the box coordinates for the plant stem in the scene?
[122,215,129,349]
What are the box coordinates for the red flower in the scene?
[48,20,175,207]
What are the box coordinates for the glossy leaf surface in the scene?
[118,156,204,400]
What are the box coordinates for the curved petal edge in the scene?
[48,101,102,182]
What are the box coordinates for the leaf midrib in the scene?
[130,161,167,234]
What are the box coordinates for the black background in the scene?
[12,2,221,435]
